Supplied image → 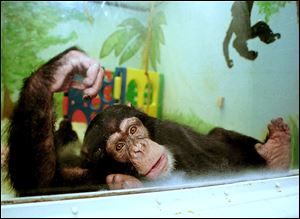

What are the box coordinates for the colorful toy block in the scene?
[63,67,163,125]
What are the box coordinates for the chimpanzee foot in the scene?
[265,33,281,44]
[106,174,143,190]
[275,33,281,39]
[255,118,291,169]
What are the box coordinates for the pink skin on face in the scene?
[145,152,168,180]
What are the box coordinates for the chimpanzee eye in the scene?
[129,125,137,135]
[116,142,125,151]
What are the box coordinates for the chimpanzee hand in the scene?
[50,49,104,99]
[106,174,143,190]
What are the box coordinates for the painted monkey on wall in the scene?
[223,1,281,68]
[7,47,291,196]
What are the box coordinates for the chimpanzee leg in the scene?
[208,127,266,166]
[208,118,291,169]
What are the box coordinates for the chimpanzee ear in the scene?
[127,102,132,107]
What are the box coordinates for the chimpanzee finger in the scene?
[83,66,104,99]
[82,63,101,87]
[70,81,86,90]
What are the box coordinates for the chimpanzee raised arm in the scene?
[8,46,104,196]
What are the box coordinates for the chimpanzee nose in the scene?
[127,138,145,156]
[132,142,143,152]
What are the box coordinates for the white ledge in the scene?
[1,170,299,218]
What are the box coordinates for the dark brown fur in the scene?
[7,47,99,196]
[82,105,266,180]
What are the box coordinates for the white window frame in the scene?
[1,169,299,218]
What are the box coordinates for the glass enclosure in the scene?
[1,1,299,204]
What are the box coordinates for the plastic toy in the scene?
[63,67,163,124]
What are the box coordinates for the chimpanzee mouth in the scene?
[145,153,168,179]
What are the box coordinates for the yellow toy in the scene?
[114,67,163,118]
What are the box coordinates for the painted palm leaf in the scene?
[100,29,128,58]
[100,11,166,71]
[119,34,145,65]
[100,18,146,62]
[118,18,145,29]
[148,11,166,70]
[115,18,146,56]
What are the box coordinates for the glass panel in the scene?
[1,1,298,204]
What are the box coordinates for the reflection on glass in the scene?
[1,1,299,202]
